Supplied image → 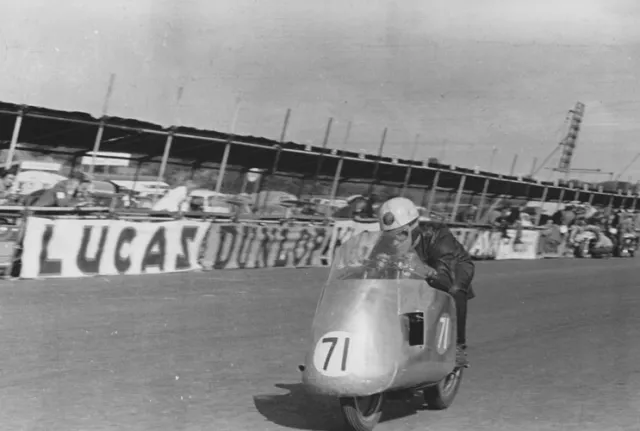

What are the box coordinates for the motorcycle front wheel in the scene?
[340,393,385,431]
[423,368,464,410]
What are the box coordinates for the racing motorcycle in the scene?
[299,232,463,431]
[571,229,597,258]
[613,230,638,257]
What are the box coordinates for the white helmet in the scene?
[378,197,420,232]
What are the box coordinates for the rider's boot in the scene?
[456,344,469,368]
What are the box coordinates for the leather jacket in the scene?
[412,221,474,295]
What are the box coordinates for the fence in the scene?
[0,204,586,280]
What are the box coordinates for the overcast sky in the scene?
[1,0,639,180]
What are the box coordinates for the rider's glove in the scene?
[424,267,438,280]
[375,253,390,269]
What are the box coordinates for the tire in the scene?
[340,393,385,431]
[423,368,464,410]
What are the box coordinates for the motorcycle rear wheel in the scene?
[423,368,464,410]
[340,393,385,431]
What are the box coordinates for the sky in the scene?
[1,0,640,181]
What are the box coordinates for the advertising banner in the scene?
[201,223,333,270]
[20,217,210,278]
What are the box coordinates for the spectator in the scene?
[0,166,18,205]
[25,171,93,207]
[152,180,198,212]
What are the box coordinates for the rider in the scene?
[376,197,475,368]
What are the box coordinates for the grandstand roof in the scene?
[0,100,635,208]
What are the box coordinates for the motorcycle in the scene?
[614,231,638,257]
[299,232,463,431]
[572,229,597,258]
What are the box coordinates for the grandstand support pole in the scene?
[327,121,353,216]
[400,134,420,197]
[450,175,466,223]
[534,186,548,225]
[89,73,116,174]
[156,128,175,185]
[556,188,565,212]
[130,160,143,201]
[367,127,388,199]
[215,103,242,194]
[630,196,637,212]
[258,108,291,210]
[588,192,595,205]
[475,178,490,224]
[87,119,106,176]
[309,117,334,197]
[425,171,441,216]
[4,106,25,169]
[607,195,614,213]
[509,154,518,176]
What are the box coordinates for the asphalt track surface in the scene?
[1,258,639,431]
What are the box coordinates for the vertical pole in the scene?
[534,186,548,226]
[607,194,614,213]
[308,117,334,197]
[475,178,490,224]
[89,73,116,172]
[367,127,388,198]
[258,108,291,210]
[156,130,175,184]
[425,170,441,216]
[5,107,25,169]
[630,196,637,212]
[574,189,580,203]
[509,154,518,176]
[556,188,565,212]
[87,120,106,176]
[450,174,466,223]
[130,160,143,201]
[215,102,242,194]
[327,121,352,216]
[400,134,420,197]
[588,192,595,205]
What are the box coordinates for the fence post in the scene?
[4,106,25,169]
[425,171,441,216]
[450,175,466,223]
[475,178,490,224]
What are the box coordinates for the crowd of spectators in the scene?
[0,168,638,241]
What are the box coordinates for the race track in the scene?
[1,258,639,431]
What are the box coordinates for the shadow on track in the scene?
[253,383,429,430]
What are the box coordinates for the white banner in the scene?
[495,228,540,260]
[20,217,210,279]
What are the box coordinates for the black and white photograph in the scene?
[0,0,638,430]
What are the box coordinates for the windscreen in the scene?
[328,231,427,282]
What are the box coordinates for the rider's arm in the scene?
[419,228,460,292]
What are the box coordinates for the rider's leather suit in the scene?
[411,221,475,348]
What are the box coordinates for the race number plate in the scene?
[312,331,353,377]
[435,313,452,355]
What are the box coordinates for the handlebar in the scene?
[360,255,428,280]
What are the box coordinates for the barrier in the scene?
[325,220,504,261]
[20,217,210,279]
[450,228,502,260]
[12,214,580,278]
[537,224,572,258]
[325,219,380,265]
[0,224,21,273]
[495,228,540,260]
[201,223,333,270]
